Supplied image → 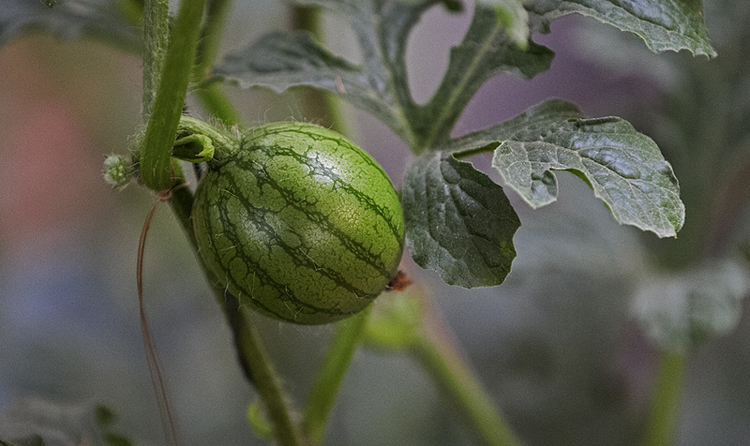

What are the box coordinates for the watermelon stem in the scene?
[167,182,308,446]
[172,134,215,163]
[139,0,307,442]
[193,0,243,127]
[140,0,208,190]
[223,295,307,446]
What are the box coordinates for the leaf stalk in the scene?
[193,0,243,126]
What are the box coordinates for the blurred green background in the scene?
[1,0,749,445]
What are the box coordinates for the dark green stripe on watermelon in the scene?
[192,122,405,325]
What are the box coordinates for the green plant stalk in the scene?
[165,7,364,444]
[413,304,522,446]
[302,307,371,445]
[412,8,504,154]
[642,350,687,446]
[193,0,242,127]
[290,5,346,133]
[142,0,169,119]
[169,9,300,437]
[175,115,237,151]
[140,0,207,190]
[139,1,304,443]
[168,185,306,446]
[194,0,232,81]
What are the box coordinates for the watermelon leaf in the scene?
[526,0,716,57]
[214,0,553,152]
[408,4,554,151]
[215,0,440,147]
[402,151,521,288]
[214,30,411,143]
[633,259,750,353]
[448,99,684,238]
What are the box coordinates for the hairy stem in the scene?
[291,8,360,443]
[167,6,302,438]
[142,0,169,119]
[366,288,523,446]
[175,116,237,153]
[141,0,207,190]
[194,0,233,81]
[642,350,687,446]
[140,0,303,442]
[303,307,371,445]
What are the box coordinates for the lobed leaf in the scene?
[214,30,408,140]
[215,0,553,151]
[0,0,141,53]
[215,0,440,146]
[410,4,554,150]
[402,151,521,288]
[450,100,684,238]
[525,0,716,57]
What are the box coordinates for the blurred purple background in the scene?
[1,2,749,445]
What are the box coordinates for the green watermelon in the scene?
[192,122,405,324]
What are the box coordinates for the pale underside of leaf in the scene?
[450,100,684,238]
[525,0,716,57]
[402,151,521,288]
[1,0,141,53]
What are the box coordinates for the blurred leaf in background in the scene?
[1,0,141,53]
[0,398,132,446]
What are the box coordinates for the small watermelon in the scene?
[192,122,405,325]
